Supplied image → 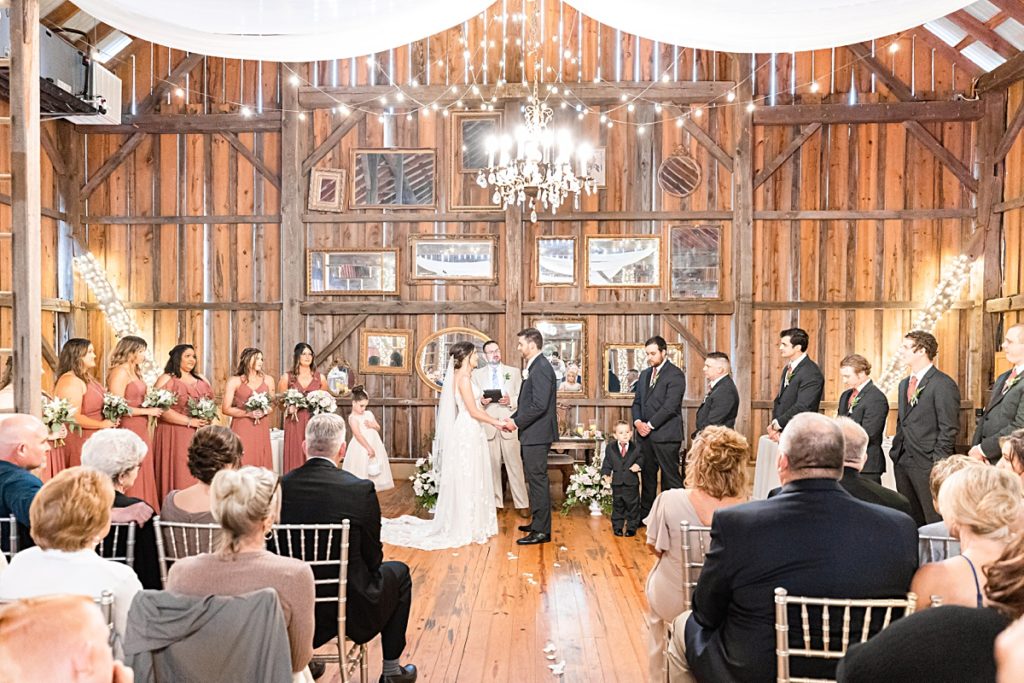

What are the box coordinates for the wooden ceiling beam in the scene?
[135,52,204,116]
[41,1,79,28]
[976,49,1024,92]
[846,43,916,100]
[948,10,1017,59]
[912,29,984,79]
[988,0,1024,27]
[753,100,983,124]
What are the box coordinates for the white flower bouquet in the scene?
[142,387,177,431]
[244,392,272,423]
[561,462,613,516]
[410,456,439,511]
[280,388,307,421]
[101,393,130,424]
[305,389,337,416]
[41,396,80,446]
[187,397,218,423]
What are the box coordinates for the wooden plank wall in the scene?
[1002,81,1024,329]
[22,0,988,457]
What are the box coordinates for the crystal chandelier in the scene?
[476,84,596,222]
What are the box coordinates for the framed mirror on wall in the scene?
[415,326,490,392]
[359,329,413,375]
[450,111,504,210]
[307,249,399,295]
[532,318,587,396]
[603,343,685,397]
[536,236,577,286]
[307,168,346,212]
[409,234,498,283]
[584,234,662,288]
[351,149,436,208]
[669,225,722,299]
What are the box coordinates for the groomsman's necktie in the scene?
[650,366,660,388]
[907,375,919,403]
[851,387,860,401]
[1003,368,1020,395]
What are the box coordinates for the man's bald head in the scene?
[0,414,49,470]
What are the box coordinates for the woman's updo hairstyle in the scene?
[450,341,477,370]
[350,384,369,402]
[209,466,280,554]
[937,466,1021,539]
[187,425,243,483]
[684,425,750,499]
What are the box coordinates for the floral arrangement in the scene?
[142,387,177,430]
[305,389,337,416]
[280,388,306,421]
[41,396,80,446]
[244,392,272,423]
[561,461,613,516]
[187,397,218,423]
[410,456,439,511]
[101,393,130,424]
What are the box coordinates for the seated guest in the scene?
[0,414,49,550]
[1001,429,1024,485]
[997,616,1024,683]
[0,594,134,683]
[838,530,1024,683]
[910,466,1021,610]
[835,417,912,517]
[668,413,918,683]
[279,413,417,683]
[161,425,243,523]
[81,430,161,589]
[918,454,982,563]
[166,466,315,677]
[0,467,143,657]
[644,426,748,683]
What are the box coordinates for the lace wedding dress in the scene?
[381,369,498,550]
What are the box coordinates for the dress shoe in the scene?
[379,664,417,683]
[308,660,326,679]
[613,529,624,537]
[517,532,550,545]
[624,529,637,537]
[517,523,533,532]
[516,507,531,519]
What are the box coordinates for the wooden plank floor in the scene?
[318,480,655,683]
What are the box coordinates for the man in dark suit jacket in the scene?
[693,352,739,437]
[767,327,824,442]
[970,323,1024,464]
[632,335,686,520]
[668,413,918,683]
[509,327,559,545]
[837,353,890,483]
[278,413,416,683]
[836,416,912,517]
[891,330,961,526]
[600,422,643,536]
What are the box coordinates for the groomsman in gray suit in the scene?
[970,323,1024,464]
[473,340,530,516]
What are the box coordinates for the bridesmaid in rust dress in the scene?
[277,342,329,474]
[223,347,274,471]
[107,335,164,511]
[153,344,214,500]
[49,338,117,479]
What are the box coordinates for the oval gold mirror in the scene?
[415,326,490,392]
[658,147,702,198]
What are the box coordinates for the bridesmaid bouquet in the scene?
[280,388,307,421]
[102,393,131,425]
[305,390,337,416]
[142,387,177,431]
[187,397,218,423]
[244,392,272,424]
[41,396,80,447]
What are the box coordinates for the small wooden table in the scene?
[548,437,606,497]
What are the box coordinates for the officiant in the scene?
[473,340,530,517]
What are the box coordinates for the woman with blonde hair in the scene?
[166,466,315,677]
[49,338,117,479]
[107,335,163,510]
[911,465,1022,610]
[643,425,749,682]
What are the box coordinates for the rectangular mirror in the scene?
[584,234,662,288]
[307,249,399,295]
[670,225,722,299]
[450,112,503,210]
[351,149,436,208]
[533,318,587,396]
[359,329,413,375]
[409,234,497,283]
[603,343,685,396]
[536,236,577,286]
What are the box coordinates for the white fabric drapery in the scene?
[74,0,974,61]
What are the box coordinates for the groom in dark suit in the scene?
[633,335,686,521]
[509,327,559,545]
[970,323,1024,464]
[837,354,890,483]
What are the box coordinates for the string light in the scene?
[73,254,159,385]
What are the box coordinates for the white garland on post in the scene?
[72,253,160,384]
[877,254,974,393]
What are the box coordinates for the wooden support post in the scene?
[281,63,305,369]
[504,101,524,356]
[10,0,42,415]
[731,54,755,442]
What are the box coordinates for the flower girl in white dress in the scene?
[341,385,394,491]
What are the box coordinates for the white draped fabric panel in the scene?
[74,0,974,60]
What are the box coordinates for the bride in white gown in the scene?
[381,341,508,550]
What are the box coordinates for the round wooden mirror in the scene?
[657,147,702,198]
[415,326,490,392]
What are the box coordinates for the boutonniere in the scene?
[909,387,924,406]
[849,395,861,410]
[785,368,795,385]
[1006,375,1021,391]
[522,369,529,380]
[503,371,512,382]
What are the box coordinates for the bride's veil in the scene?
[432,357,457,475]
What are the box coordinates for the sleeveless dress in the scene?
[282,374,323,474]
[230,379,274,471]
[381,383,497,550]
[341,410,394,491]
[47,377,106,479]
[119,378,160,511]
[153,376,213,500]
